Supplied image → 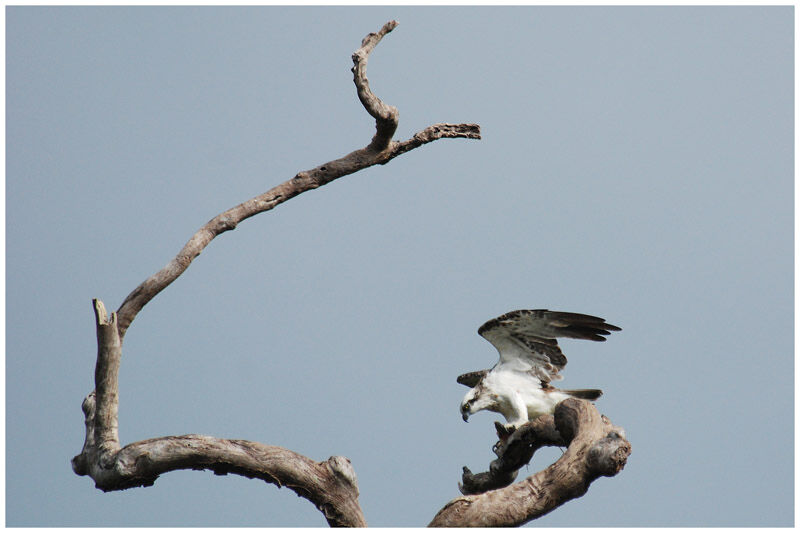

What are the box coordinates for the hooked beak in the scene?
[461,407,470,422]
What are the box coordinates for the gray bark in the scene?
[112,20,479,341]
[458,417,565,495]
[72,19,630,528]
[72,21,477,528]
[429,399,631,527]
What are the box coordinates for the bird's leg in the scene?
[493,395,528,447]
[504,395,529,433]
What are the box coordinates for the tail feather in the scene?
[562,388,603,401]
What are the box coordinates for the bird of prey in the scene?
[458,309,620,432]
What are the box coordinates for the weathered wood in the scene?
[429,399,631,527]
[73,386,366,526]
[72,19,630,528]
[459,416,565,495]
[352,20,399,150]
[73,21,480,528]
[91,299,122,458]
[113,20,479,341]
[75,297,369,526]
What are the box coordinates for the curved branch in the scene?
[459,417,564,495]
[75,21,480,527]
[429,399,631,527]
[114,21,480,340]
[352,20,399,150]
[73,400,365,526]
[72,300,366,527]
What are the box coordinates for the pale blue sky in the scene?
[6,6,793,527]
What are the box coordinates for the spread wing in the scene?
[477,309,621,382]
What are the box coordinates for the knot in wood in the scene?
[351,51,366,65]
[607,425,626,440]
[213,216,237,232]
[327,456,358,491]
[71,453,88,476]
[586,434,631,477]
[292,171,317,189]
[553,399,582,443]
[81,392,96,417]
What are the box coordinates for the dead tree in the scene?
[71,21,630,527]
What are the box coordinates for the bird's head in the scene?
[460,387,490,422]
[459,398,473,422]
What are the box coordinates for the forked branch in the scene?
[73,21,479,528]
[113,20,480,340]
[429,399,631,527]
[73,20,629,528]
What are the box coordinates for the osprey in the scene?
[458,309,620,431]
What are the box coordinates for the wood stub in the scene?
[92,299,121,456]
[70,392,97,476]
[586,424,631,477]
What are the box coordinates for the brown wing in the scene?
[478,309,620,381]
[456,369,488,388]
[478,309,621,342]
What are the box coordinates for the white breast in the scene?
[486,366,570,422]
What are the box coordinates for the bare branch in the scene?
[459,417,564,495]
[92,299,122,457]
[74,21,481,527]
[77,428,367,526]
[390,123,482,160]
[74,298,367,527]
[114,21,480,340]
[429,399,631,527]
[352,20,399,150]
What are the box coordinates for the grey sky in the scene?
[6,6,793,527]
